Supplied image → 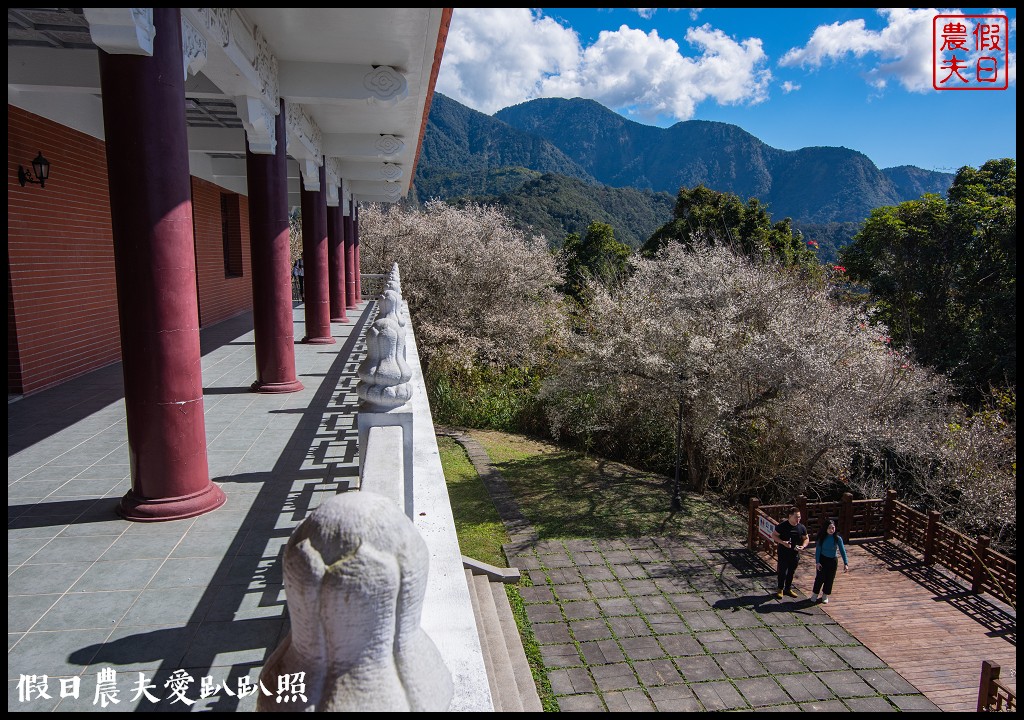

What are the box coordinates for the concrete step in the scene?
[466,568,501,711]
[490,580,543,712]
[473,572,524,712]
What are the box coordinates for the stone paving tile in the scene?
[714,650,768,678]
[547,568,584,585]
[557,694,605,712]
[533,622,573,645]
[602,551,633,564]
[561,600,601,621]
[693,679,748,710]
[772,625,821,647]
[633,658,684,686]
[648,683,701,711]
[570,618,612,642]
[856,668,920,695]
[735,675,793,706]
[579,565,615,582]
[759,607,807,626]
[675,654,727,682]
[579,639,624,666]
[658,633,703,657]
[587,581,623,599]
[563,540,595,552]
[543,553,575,569]
[808,623,857,646]
[608,616,651,638]
[666,593,709,611]
[534,540,567,555]
[603,689,656,712]
[697,629,745,653]
[518,586,554,603]
[817,669,877,698]
[570,551,605,566]
[681,610,727,631]
[549,667,596,695]
[794,646,849,672]
[509,554,541,570]
[719,607,763,629]
[757,703,802,712]
[776,673,835,702]
[591,663,640,692]
[889,694,940,711]
[799,699,851,712]
[655,577,691,593]
[632,595,674,614]
[845,696,898,712]
[752,649,809,675]
[554,583,591,601]
[611,564,648,580]
[525,603,562,624]
[737,627,785,651]
[540,643,583,668]
[527,569,549,585]
[596,597,637,617]
[619,636,665,661]
[620,579,659,596]
[646,613,688,635]
[832,645,886,669]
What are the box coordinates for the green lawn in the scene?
[471,429,746,541]
[437,435,509,567]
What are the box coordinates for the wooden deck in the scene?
[783,538,1017,712]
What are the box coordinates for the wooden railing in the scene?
[978,660,1016,712]
[749,490,1016,608]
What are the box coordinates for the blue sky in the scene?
[436,8,1016,172]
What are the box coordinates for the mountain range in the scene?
[415,93,956,254]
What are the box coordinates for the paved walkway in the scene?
[441,430,941,712]
[8,304,372,712]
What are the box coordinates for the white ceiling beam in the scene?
[323,133,407,160]
[7,47,101,94]
[337,161,404,182]
[278,61,407,106]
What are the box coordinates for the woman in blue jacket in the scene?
[812,518,849,603]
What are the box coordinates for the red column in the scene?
[343,202,358,309]
[246,100,303,393]
[98,7,224,521]
[353,204,362,300]
[327,203,348,322]
[300,163,335,344]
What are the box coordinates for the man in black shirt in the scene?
[771,507,809,599]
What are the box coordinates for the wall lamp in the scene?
[18,151,50,188]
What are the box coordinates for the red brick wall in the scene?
[8,104,121,395]
[191,176,253,327]
[8,104,253,395]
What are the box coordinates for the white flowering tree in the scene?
[541,242,954,501]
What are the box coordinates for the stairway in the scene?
[464,559,543,712]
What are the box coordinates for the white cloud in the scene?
[438,10,772,121]
[690,9,704,21]
[781,80,801,93]
[632,8,657,20]
[780,8,1016,92]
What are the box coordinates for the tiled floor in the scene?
[508,537,941,712]
[8,303,373,712]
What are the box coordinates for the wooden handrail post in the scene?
[924,510,941,565]
[978,659,1000,712]
[840,492,854,540]
[748,497,759,551]
[883,489,897,539]
[971,535,990,594]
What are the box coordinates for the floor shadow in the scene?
[8,498,119,526]
[8,312,260,458]
[862,539,1016,645]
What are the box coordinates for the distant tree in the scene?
[560,221,632,304]
[643,185,818,269]
[840,158,1016,400]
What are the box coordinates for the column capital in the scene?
[235,95,277,155]
[83,8,156,56]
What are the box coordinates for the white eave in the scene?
[7,7,447,205]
